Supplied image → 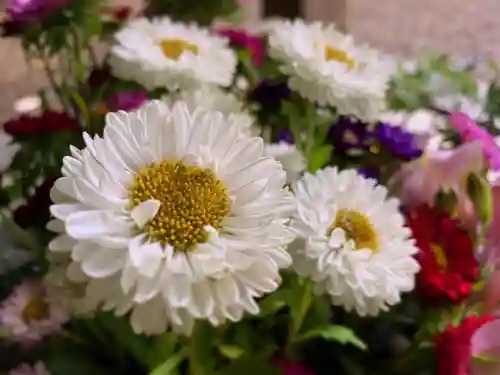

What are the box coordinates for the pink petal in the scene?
[472,319,500,357]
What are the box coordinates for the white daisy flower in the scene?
[109,17,237,90]
[165,85,258,136]
[268,20,389,121]
[47,101,296,335]
[264,142,306,183]
[290,168,419,316]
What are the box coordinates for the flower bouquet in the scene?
[1,1,500,375]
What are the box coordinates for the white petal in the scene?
[130,200,161,228]
[128,235,164,277]
[66,211,132,240]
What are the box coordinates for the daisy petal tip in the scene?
[131,199,161,228]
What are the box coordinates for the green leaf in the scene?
[149,350,186,375]
[220,352,281,375]
[188,321,217,375]
[148,332,180,368]
[218,344,245,359]
[299,325,367,350]
[308,145,332,172]
[259,289,289,316]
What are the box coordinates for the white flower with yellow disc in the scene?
[268,20,389,121]
[166,85,258,136]
[109,17,237,90]
[290,168,419,316]
[47,101,296,335]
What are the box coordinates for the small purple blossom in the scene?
[106,91,148,112]
[249,80,291,112]
[6,0,71,25]
[328,116,422,161]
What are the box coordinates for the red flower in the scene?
[406,205,479,306]
[98,6,131,21]
[434,315,494,375]
[4,111,79,135]
[217,28,264,66]
[13,178,55,229]
[272,359,315,375]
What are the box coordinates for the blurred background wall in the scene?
[2,0,500,121]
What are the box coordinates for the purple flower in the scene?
[6,0,71,25]
[249,80,291,112]
[328,116,422,161]
[217,28,264,66]
[358,167,381,183]
[372,122,423,160]
[106,91,148,112]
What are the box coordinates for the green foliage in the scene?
[145,0,240,25]
[299,325,367,350]
[386,54,478,112]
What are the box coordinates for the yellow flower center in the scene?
[129,161,230,251]
[159,39,199,60]
[324,45,355,69]
[431,243,448,269]
[330,209,379,251]
[21,293,49,323]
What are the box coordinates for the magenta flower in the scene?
[105,91,148,112]
[0,280,68,345]
[6,0,71,25]
[9,362,50,375]
[217,28,264,66]
[449,112,500,170]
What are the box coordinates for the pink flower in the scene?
[9,362,50,375]
[0,280,68,345]
[217,28,264,66]
[471,319,500,375]
[449,112,500,170]
[395,141,485,228]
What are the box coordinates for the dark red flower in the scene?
[406,205,479,306]
[98,6,131,22]
[434,315,494,375]
[272,359,315,375]
[217,28,264,66]
[4,111,79,136]
[13,178,55,229]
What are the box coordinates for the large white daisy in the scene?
[268,20,389,121]
[109,17,237,90]
[290,168,419,316]
[165,85,258,136]
[47,101,296,335]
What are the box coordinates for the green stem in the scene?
[286,278,314,358]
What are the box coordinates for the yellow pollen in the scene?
[129,161,230,251]
[431,243,448,269]
[21,293,49,323]
[324,45,355,69]
[159,39,199,60]
[330,209,379,251]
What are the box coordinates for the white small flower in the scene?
[166,85,258,136]
[109,17,237,90]
[47,101,295,335]
[13,96,42,115]
[268,20,389,121]
[290,168,419,316]
[264,142,306,183]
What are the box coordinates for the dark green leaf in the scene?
[300,325,367,350]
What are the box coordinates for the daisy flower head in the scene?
[268,20,389,122]
[109,17,237,90]
[0,280,67,344]
[47,100,296,335]
[165,85,258,136]
[290,168,420,316]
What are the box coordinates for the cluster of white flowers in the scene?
[44,17,419,336]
